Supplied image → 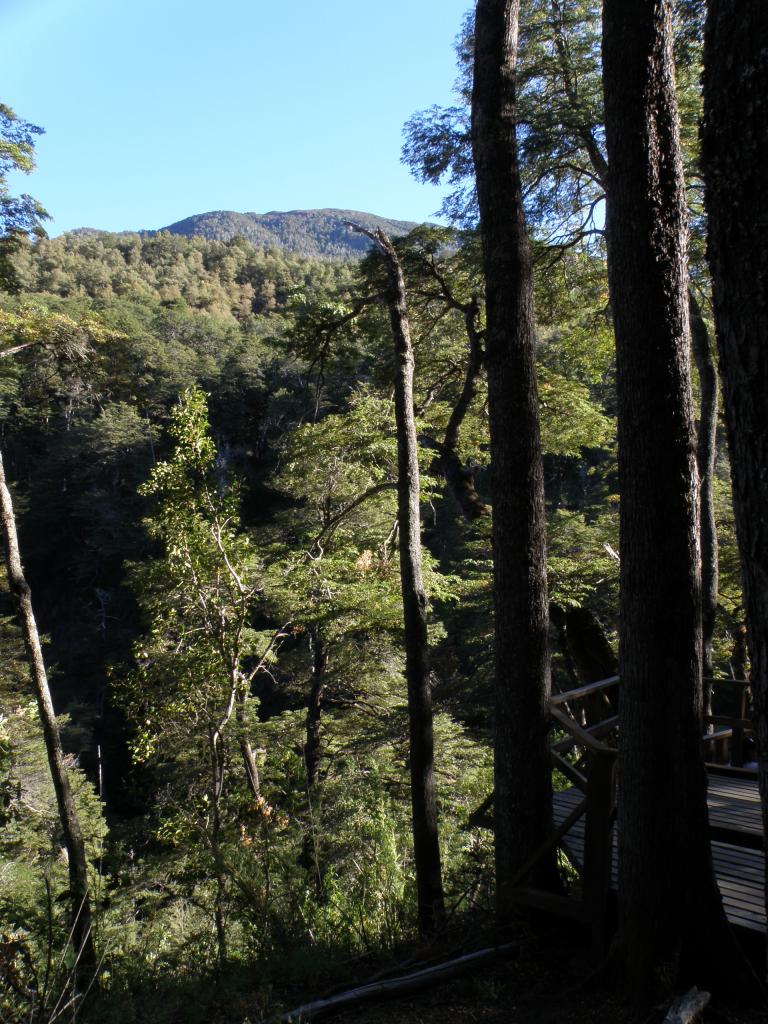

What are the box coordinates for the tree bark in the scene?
[236,691,261,799]
[0,450,96,975]
[689,292,719,681]
[701,0,768,958]
[438,295,487,520]
[357,226,445,936]
[471,0,556,918]
[304,629,327,788]
[602,0,743,998]
[542,1,720,689]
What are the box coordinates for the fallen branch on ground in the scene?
[262,941,520,1024]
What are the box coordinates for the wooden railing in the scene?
[702,676,753,770]
[469,673,755,953]
[548,676,619,956]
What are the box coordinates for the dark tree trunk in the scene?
[0,451,96,976]
[358,226,445,936]
[564,606,618,723]
[602,0,744,998]
[563,607,618,686]
[471,0,555,916]
[304,629,327,788]
[546,0,720,690]
[689,292,719,681]
[439,296,487,520]
[702,0,768,955]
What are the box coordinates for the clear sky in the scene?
[1,0,471,236]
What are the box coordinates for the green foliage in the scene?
[548,505,620,611]
[0,607,106,1024]
[117,387,270,764]
[0,104,49,294]
[0,16,739,1012]
[10,228,353,321]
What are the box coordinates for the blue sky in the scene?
[2,0,470,235]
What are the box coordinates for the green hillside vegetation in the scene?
[9,228,353,317]
[1,3,764,1020]
[155,208,422,259]
[0,216,634,1020]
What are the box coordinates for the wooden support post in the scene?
[731,685,747,768]
[582,749,615,959]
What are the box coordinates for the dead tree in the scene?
[349,224,445,935]
[0,450,96,973]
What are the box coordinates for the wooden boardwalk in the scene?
[552,772,765,934]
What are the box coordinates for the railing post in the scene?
[583,749,615,959]
[731,683,747,768]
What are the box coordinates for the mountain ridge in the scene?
[149,207,425,260]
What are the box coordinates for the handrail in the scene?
[704,676,750,687]
[552,715,619,755]
[550,705,617,755]
[550,676,620,706]
[705,715,752,730]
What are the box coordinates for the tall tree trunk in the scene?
[359,226,445,936]
[471,0,555,917]
[702,0,768,957]
[207,730,228,967]
[439,296,487,520]
[0,451,96,975]
[304,629,327,788]
[689,292,719,682]
[602,0,744,998]
[236,691,261,799]
[544,0,720,690]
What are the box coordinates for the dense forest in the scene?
[0,2,766,1023]
[153,209,423,259]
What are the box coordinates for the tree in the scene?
[405,6,721,671]
[701,0,768,938]
[0,456,97,978]
[265,392,405,790]
[471,0,555,915]
[0,309,115,984]
[119,387,287,963]
[353,226,445,936]
[602,0,742,997]
[0,104,48,293]
[689,291,719,680]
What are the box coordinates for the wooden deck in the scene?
[552,773,765,934]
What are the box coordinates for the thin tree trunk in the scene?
[702,0,768,965]
[689,292,719,683]
[354,225,445,936]
[438,296,487,520]
[471,0,555,917]
[208,729,228,967]
[236,691,261,799]
[304,629,327,788]
[0,451,96,975]
[602,0,747,999]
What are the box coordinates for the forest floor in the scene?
[255,925,768,1024]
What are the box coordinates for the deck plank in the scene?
[551,774,765,934]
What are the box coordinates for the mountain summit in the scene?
[156,208,423,259]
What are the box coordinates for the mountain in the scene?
[154,208,423,260]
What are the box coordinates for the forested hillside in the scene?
[1,2,766,1023]
[154,209,422,259]
[1,195,627,1023]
